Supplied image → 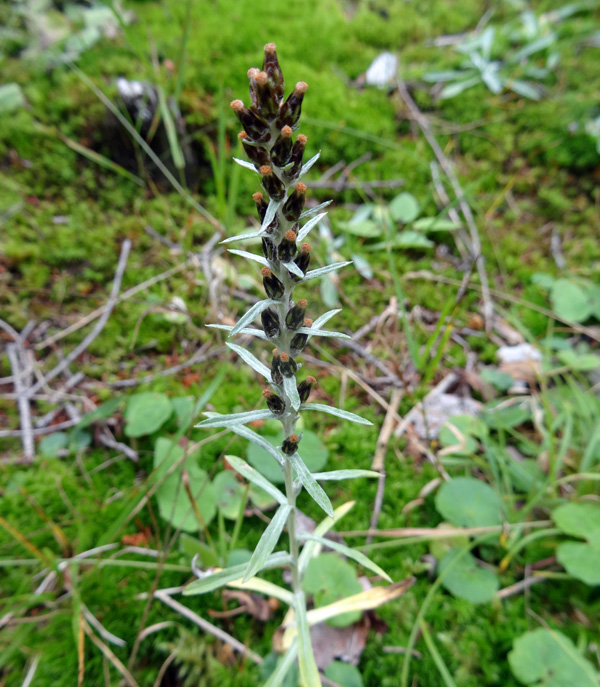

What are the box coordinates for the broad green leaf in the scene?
[225,549,253,568]
[124,392,172,437]
[553,503,600,546]
[179,534,219,568]
[301,403,372,426]
[435,477,503,527]
[39,432,69,458]
[195,409,275,428]
[324,662,364,687]
[300,534,390,581]
[413,217,460,232]
[226,342,272,381]
[296,591,322,687]
[531,272,556,290]
[297,212,328,242]
[438,548,499,604]
[337,219,382,238]
[213,471,247,520]
[0,83,26,114]
[509,628,599,686]
[77,397,123,428]
[247,430,328,484]
[153,438,215,532]
[225,455,286,505]
[289,453,334,517]
[231,299,277,335]
[483,400,532,429]
[550,279,594,323]
[480,368,514,391]
[556,542,600,585]
[303,261,353,282]
[171,396,195,428]
[388,192,420,223]
[312,470,380,481]
[263,640,299,687]
[183,551,289,596]
[303,554,362,627]
[283,376,301,411]
[557,350,600,371]
[243,504,291,581]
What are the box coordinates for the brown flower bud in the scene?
[285,298,307,330]
[270,126,293,167]
[247,68,260,109]
[286,134,307,180]
[239,132,270,168]
[271,348,283,384]
[292,242,311,279]
[278,229,298,263]
[230,100,269,142]
[262,267,284,299]
[259,165,285,201]
[253,191,268,222]
[297,375,317,403]
[262,389,285,414]
[262,43,285,104]
[277,81,308,129]
[279,352,298,378]
[283,182,306,221]
[282,433,299,455]
[261,307,280,338]
[262,236,276,261]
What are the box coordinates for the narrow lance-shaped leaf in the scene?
[231,298,277,335]
[261,198,283,232]
[227,425,285,467]
[312,469,381,481]
[226,576,294,606]
[302,261,352,282]
[296,591,322,687]
[282,260,305,278]
[183,551,289,596]
[226,455,286,505]
[283,376,301,411]
[297,151,321,180]
[221,230,262,245]
[297,212,327,242]
[195,409,275,429]
[289,452,334,518]
[206,324,268,340]
[298,501,355,572]
[300,200,332,220]
[301,403,373,426]
[233,157,260,172]
[226,342,272,381]
[311,309,342,330]
[299,533,391,581]
[227,249,269,267]
[264,639,299,687]
[296,326,351,340]
[243,504,291,582]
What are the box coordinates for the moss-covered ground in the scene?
[1,0,599,685]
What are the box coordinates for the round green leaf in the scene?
[509,628,599,686]
[213,470,247,520]
[438,548,499,604]
[303,554,362,627]
[438,415,485,456]
[179,534,219,568]
[429,522,469,561]
[388,192,420,223]
[557,542,600,585]
[550,279,594,323]
[337,219,382,237]
[39,432,69,458]
[324,662,364,687]
[435,477,503,527]
[247,430,328,484]
[226,549,253,567]
[125,392,172,437]
[552,503,600,546]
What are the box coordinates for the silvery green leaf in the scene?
[300,200,332,220]
[351,253,374,279]
[282,260,305,278]
[283,376,301,411]
[299,534,391,581]
[289,453,333,517]
[296,326,351,340]
[297,212,327,242]
[228,425,285,467]
[423,70,468,83]
[226,456,286,505]
[301,403,372,425]
[297,151,320,180]
[264,638,299,687]
[261,198,283,232]
[298,501,356,572]
[303,261,352,282]
[320,277,340,308]
[296,591,321,687]
[243,504,291,581]
[231,298,277,335]
[509,79,542,100]
[233,157,259,172]
[312,469,381,481]
[195,409,275,428]
[227,249,269,267]
[226,342,272,381]
[311,309,342,330]
[439,76,480,99]
[183,551,290,596]
[206,324,268,340]
[221,230,261,245]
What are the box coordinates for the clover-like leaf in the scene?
[438,548,499,604]
[435,477,503,527]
